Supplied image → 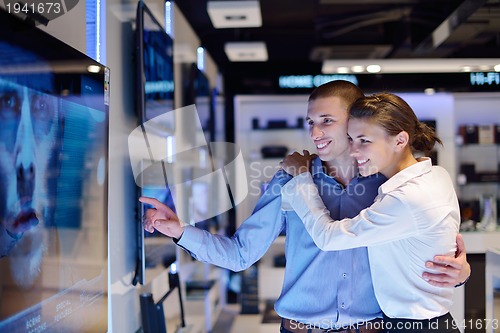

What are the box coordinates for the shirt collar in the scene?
[311,156,326,176]
[310,156,380,181]
[378,157,432,195]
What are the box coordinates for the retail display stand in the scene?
[140,269,186,333]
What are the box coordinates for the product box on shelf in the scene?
[459,125,479,144]
[478,125,495,144]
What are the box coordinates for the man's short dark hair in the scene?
[308,80,364,109]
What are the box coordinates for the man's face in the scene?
[0,78,60,286]
[306,96,351,162]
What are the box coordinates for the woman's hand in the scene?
[139,196,184,239]
[280,150,316,176]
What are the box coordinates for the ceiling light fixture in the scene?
[494,64,500,72]
[224,42,268,62]
[322,59,500,74]
[337,67,349,73]
[87,65,101,73]
[207,1,262,28]
[424,88,436,95]
[351,65,365,73]
[366,64,381,73]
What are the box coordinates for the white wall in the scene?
[16,0,220,331]
[397,93,456,179]
[105,1,141,331]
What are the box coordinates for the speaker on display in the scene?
[267,119,288,129]
[459,125,479,144]
[261,146,288,158]
[478,125,495,144]
[297,117,304,129]
[252,118,260,129]
[459,163,477,183]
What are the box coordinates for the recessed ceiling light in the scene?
[207,1,262,28]
[322,59,500,74]
[494,64,500,72]
[337,67,349,73]
[461,66,471,72]
[224,42,268,62]
[424,88,436,95]
[351,65,365,73]
[366,64,381,73]
[87,65,101,73]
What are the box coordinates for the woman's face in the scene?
[347,118,400,178]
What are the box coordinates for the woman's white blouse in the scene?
[281,158,460,320]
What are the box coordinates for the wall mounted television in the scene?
[180,63,226,235]
[133,0,176,286]
[183,63,214,142]
[0,8,109,332]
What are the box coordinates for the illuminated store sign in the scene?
[279,74,358,88]
[145,80,175,94]
[470,72,500,86]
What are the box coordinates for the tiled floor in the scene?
[213,298,500,333]
[212,303,279,333]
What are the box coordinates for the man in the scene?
[141,80,470,333]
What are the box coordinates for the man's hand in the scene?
[423,234,471,287]
[280,150,317,176]
[139,197,184,239]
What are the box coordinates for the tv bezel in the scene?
[182,63,214,141]
[133,0,176,286]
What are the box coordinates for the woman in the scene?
[280,92,461,333]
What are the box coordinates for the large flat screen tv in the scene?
[0,8,109,333]
[133,1,176,286]
[183,63,214,142]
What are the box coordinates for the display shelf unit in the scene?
[456,142,499,234]
[183,264,224,333]
[485,248,500,333]
[233,95,312,315]
[456,144,500,188]
[174,236,226,332]
[257,236,286,302]
[454,231,500,333]
[233,95,314,228]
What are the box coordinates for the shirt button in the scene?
[341,303,345,308]
[342,273,347,278]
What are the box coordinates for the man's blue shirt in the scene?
[177,157,386,328]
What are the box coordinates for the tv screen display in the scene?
[0,8,109,333]
[183,63,213,142]
[136,0,175,125]
[134,1,176,285]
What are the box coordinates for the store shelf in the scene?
[461,231,500,254]
[183,265,224,333]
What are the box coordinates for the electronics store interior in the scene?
[1,0,500,332]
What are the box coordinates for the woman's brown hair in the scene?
[349,92,442,154]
